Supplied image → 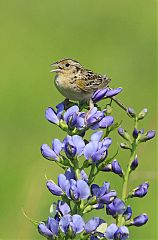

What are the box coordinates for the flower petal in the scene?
[92,88,108,102]
[47,217,59,236]
[52,139,63,155]
[77,180,90,200]
[38,223,53,238]
[99,116,114,128]
[56,102,64,118]
[63,105,79,123]
[41,144,58,160]
[72,135,85,156]
[59,214,71,233]
[85,217,101,233]
[105,223,118,239]
[106,87,122,97]
[46,180,63,196]
[91,131,103,142]
[45,107,59,124]
[84,141,98,160]
[58,174,70,194]
[72,215,85,233]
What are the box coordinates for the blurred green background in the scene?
[0,0,157,239]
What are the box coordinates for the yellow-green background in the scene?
[0,0,157,239]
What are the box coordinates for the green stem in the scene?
[117,141,137,227]
[88,163,95,185]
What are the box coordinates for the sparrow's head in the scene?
[50,58,83,74]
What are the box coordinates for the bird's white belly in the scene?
[54,75,92,101]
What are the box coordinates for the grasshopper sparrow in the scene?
[50,58,111,105]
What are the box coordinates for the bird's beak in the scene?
[50,62,61,73]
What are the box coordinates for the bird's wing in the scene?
[76,69,111,92]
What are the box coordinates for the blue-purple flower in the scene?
[52,200,71,221]
[84,131,112,164]
[86,107,114,130]
[130,155,138,171]
[140,130,156,142]
[102,159,123,176]
[105,223,129,240]
[41,139,62,161]
[63,135,85,159]
[131,214,148,227]
[92,87,122,102]
[106,198,127,218]
[59,214,85,235]
[129,182,149,198]
[45,102,64,124]
[38,217,59,238]
[47,169,90,200]
[91,182,116,204]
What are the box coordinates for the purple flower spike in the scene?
[92,88,108,102]
[131,182,149,198]
[105,87,123,98]
[132,214,148,227]
[45,107,59,124]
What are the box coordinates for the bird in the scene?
[50,58,111,108]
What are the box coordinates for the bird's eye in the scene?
[65,63,70,67]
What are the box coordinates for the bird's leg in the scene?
[89,98,94,110]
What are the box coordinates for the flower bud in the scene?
[129,182,149,198]
[102,160,123,177]
[131,214,148,227]
[127,107,136,118]
[140,130,156,142]
[138,108,148,120]
[130,155,138,171]
[118,128,132,142]
[83,205,93,214]
[123,206,132,220]
[132,128,139,139]
[120,143,131,150]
